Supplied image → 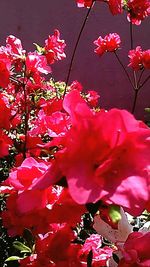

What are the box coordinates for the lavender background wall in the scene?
[0,0,149,119]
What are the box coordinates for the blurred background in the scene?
[0,0,149,119]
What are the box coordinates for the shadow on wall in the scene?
[0,0,149,119]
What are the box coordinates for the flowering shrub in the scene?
[0,1,150,267]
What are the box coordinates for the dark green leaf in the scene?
[13,241,31,253]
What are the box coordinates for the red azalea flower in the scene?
[1,186,85,236]
[0,130,12,158]
[94,33,121,56]
[86,90,100,108]
[44,30,66,65]
[76,0,94,8]
[142,49,150,69]
[6,35,26,58]
[0,93,11,129]
[70,80,83,92]
[94,36,106,56]
[0,54,11,88]
[26,52,51,79]
[118,232,150,266]
[59,90,150,215]
[32,90,150,216]
[4,157,52,213]
[128,46,143,70]
[108,0,123,15]
[20,225,82,267]
[127,0,150,25]
[79,234,114,266]
[48,188,86,226]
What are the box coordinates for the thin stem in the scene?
[63,1,95,97]
[114,51,135,89]
[22,66,28,159]
[139,74,150,90]
[133,71,138,89]
[131,89,138,114]
[130,22,133,50]
[137,68,144,87]
[130,22,139,113]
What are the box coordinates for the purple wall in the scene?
[0,0,149,119]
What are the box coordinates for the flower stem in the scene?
[139,74,150,90]
[22,66,28,159]
[63,1,95,97]
[130,22,133,50]
[137,69,144,87]
[130,22,139,114]
[114,51,134,89]
[131,89,138,114]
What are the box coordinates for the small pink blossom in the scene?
[128,46,143,70]
[142,49,150,69]
[127,0,150,25]
[79,234,114,266]
[26,52,51,77]
[94,33,121,56]
[44,30,66,64]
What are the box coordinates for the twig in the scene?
[63,1,95,97]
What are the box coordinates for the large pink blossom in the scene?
[33,90,150,216]
[58,90,150,215]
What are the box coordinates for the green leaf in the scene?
[13,241,31,253]
[109,205,121,223]
[33,43,44,54]
[5,256,24,262]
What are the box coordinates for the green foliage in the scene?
[13,241,31,253]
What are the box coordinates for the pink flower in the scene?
[76,0,94,8]
[26,52,51,79]
[128,46,143,70]
[0,130,12,158]
[70,80,83,92]
[6,35,26,59]
[58,90,150,216]
[118,232,150,266]
[142,49,150,69]
[19,224,82,267]
[128,47,150,70]
[0,53,11,88]
[94,33,121,56]
[94,36,106,56]
[0,93,11,129]
[31,90,150,216]
[86,90,100,108]
[5,157,52,213]
[108,0,123,15]
[79,234,114,266]
[127,0,150,25]
[44,30,66,65]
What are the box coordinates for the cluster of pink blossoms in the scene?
[128,46,150,70]
[0,15,150,267]
[75,0,150,25]
[94,33,121,56]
